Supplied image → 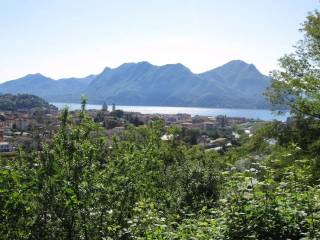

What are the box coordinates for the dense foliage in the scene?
[0,94,55,111]
[1,9,320,240]
[2,98,320,239]
[0,99,222,239]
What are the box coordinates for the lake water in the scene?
[51,102,289,121]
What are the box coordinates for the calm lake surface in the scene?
[51,102,289,122]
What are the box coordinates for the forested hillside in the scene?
[0,93,55,111]
[1,9,320,240]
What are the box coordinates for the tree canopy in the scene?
[0,94,55,111]
[266,10,320,119]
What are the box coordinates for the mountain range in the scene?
[0,60,270,109]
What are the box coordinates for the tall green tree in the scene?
[266,10,320,119]
[266,10,320,163]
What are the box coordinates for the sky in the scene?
[0,0,319,82]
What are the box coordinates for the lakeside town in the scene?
[0,100,270,155]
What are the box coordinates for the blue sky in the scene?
[0,0,318,82]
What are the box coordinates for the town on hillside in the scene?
[0,96,272,156]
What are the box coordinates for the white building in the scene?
[0,142,13,152]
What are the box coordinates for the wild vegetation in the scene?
[1,10,320,240]
[0,94,54,111]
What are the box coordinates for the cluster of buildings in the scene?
[163,114,249,130]
[93,110,250,130]
[0,103,258,154]
[0,108,59,153]
[83,108,255,151]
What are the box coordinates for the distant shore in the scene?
[51,102,289,122]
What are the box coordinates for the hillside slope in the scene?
[0,60,270,108]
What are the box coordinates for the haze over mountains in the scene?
[0,60,270,109]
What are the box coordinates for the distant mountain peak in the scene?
[225,59,250,65]
[137,61,153,66]
[163,63,185,67]
[246,63,261,72]
[114,61,151,70]
[160,63,191,72]
[205,59,263,77]
[0,60,270,109]
[100,67,111,75]
[218,60,254,71]
[25,73,47,78]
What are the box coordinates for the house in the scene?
[0,142,13,152]
[180,122,194,129]
[0,114,15,128]
[227,117,248,124]
[202,121,217,130]
[15,117,32,131]
[164,114,192,124]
